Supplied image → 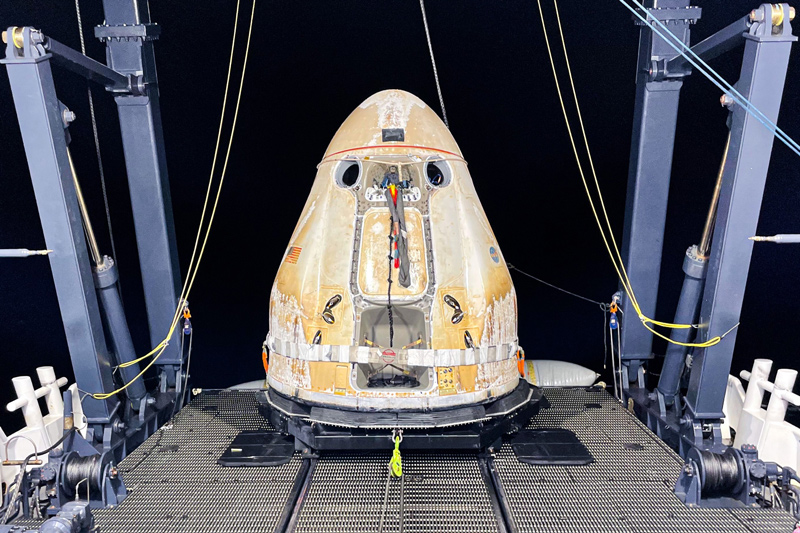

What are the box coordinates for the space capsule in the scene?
[265,90,522,413]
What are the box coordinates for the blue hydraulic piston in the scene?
[94,257,147,402]
[658,136,727,406]
[657,245,707,405]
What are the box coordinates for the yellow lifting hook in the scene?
[390,430,403,478]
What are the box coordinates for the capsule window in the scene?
[335,159,361,188]
[425,159,451,188]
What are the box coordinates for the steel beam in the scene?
[2,28,118,423]
[44,35,131,92]
[685,6,796,419]
[619,1,699,378]
[667,15,751,75]
[98,0,183,376]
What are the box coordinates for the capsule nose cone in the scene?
[323,89,462,158]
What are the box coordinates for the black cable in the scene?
[387,215,395,348]
[418,0,449,129]
[786,485,800,520]
[121,430,166,474]
[75,0,121,281]
[699,450,741,495]
[64,455,103,495]
[0,482,14,515]
[508,264,607,308]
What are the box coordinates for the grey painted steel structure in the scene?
[98,0,183,378]
[618,0,700,379]
[13,389,792,533]
[2,0,182,444]
[685,10,795,419]
[2,28,120,424]
[621,3,796,448]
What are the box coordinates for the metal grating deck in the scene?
[295,452,501,533]
[494,388,797,533]
[9,388,798,532]
[95,390,302,533]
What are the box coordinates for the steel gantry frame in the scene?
[619,2,796,454]
[2,0,796,469]
[2,0,183,457]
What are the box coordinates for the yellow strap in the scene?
[390,436,403,478]
[401,338,423,350]
[364,337,384,349]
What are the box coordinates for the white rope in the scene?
[419,0,449,128]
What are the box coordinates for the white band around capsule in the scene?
[266,333,518,367]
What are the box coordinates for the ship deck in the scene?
[13,387,797,532]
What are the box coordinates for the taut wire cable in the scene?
[74,0,121,296]
[619,0,800,158]
[419,0,449,128]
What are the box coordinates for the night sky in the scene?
[1,1,799,431]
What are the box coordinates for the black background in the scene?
[1,1,798,432]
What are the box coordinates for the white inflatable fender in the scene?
[229,379,268,390]
[523,360,599,387]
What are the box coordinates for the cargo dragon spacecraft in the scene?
[262,90,539,447]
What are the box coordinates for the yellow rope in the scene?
[536,0,735,349]
[90,0,257,399]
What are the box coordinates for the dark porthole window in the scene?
[424,159,451,188]
[335,159,361,188]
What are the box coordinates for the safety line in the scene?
[107,0,243,370]
[419,0,449,128]
[508,263,607,308]
[90,0,256,399]
[619,0,800,158]
[535,0,637,307]
[550,0,636,310]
